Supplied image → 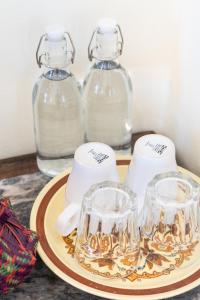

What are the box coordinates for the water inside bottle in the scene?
[33,69,84,176]
[83,61,133,155]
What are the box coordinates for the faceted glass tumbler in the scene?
[75,181,140,279]
[142,172,200,253]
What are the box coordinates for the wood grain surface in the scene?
[0,153,38,179]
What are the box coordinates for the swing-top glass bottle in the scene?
[32,26,84,177]
[83,19,133,154]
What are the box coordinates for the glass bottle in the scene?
[83,19,133,155]
[33,26,84,177]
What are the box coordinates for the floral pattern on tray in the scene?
[63,227,198,282]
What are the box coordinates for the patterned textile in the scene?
[0,198,38,294]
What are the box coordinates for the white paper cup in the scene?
[126,134,177,217]
[56,142,119,235]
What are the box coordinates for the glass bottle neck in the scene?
[88,22,124,62]
[36,30,75,69]
[94,30,120,61]
[44,51,69,69]
[43,38,71,69]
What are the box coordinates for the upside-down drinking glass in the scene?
[142,172,200,254]
[75,181,140,279]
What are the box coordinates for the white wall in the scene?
[0,0,200,176]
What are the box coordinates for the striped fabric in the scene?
[0,198,38,294]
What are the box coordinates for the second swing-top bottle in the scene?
[82,19,133,154]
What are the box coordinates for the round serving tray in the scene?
[30,157,200,300]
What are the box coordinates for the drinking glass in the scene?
[142,172,200,253]
[75,181,140,279]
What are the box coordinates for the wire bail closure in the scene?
[36,32,75,68]
[88,24,124,61]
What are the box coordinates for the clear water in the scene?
[83,61,133,155]
[33,69,84,177]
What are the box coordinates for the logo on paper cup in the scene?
[145,141,167,156]
[88,149,109,164]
